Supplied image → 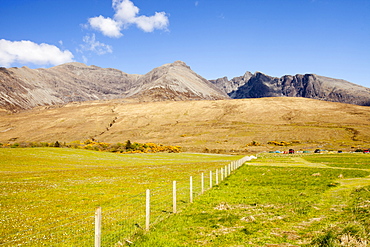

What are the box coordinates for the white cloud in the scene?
[88,0,169,37]
[195,1,199,7]
[134,12,169,32]
[0,39,74,67]
[78,34,113,55]
[113,0,139,27]
[88,15,123,38]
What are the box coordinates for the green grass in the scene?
[133,153,370,246]
[0,148,242,246]
[302,153,370,169]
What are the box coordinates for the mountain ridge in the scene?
[1,61,369,111]
[0,61,230,111]
[210,71,370,106]
[123,61,228,101]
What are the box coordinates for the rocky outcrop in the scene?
[211,72,370,106]
[210,71,253,95]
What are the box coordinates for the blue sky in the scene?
[1,0,369,88]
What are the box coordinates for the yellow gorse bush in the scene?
[267,141,292,146]
[1,140,182,154]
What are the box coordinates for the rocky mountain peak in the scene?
[172,60,190,68]
[211,71,370,106]
[57,62,89,68]
[124,61,228,101]
[253,71,274,81]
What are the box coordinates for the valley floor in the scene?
[132,153,370,246]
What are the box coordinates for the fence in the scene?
[1,156,255,246]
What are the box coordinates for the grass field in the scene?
[0,148,242,246]
[1,149,369,246]
[133,153,370,246]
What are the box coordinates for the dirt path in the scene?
[247,156,329,168]
[250,156,370,172]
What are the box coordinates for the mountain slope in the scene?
[124,61,228,101]
[0,97,369,152]
[0,61,228,111]
[0,62,140,111]
[210,72,370,106]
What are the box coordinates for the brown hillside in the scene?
[0,97,369,153]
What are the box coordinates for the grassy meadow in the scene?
[0,148,242,246]
[1,148,369,246]
[134,153,370,246]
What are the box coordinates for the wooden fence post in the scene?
[95,207,102,247]
[216,169,219,185]
[146,189,150,231]
[190,176,193,203]
[173,181,177,214]
[201,173,204,194]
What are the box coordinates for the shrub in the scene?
[246,141,261,147]
[10,143,19,148]
[125,140,133,150]
[0,139,181,154]
[267,141,291,146]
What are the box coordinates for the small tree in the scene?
[126,140,133,151]
[54,141,60,147]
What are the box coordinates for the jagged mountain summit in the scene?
[0,61,227,111]
[210,72,370,106]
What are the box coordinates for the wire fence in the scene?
[1,156,255,246]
